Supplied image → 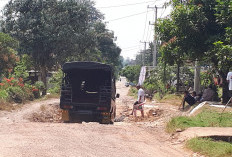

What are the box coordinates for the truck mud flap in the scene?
[62,110,70,122]
[101,112,111,124]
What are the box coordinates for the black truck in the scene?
[60,61,118,124]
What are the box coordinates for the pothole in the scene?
[202,136,232,143]
[114,115,126,122]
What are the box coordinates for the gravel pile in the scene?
[29,103,62,123]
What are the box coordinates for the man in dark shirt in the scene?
[181,91,196,110]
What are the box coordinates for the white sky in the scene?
[0,0,171,60]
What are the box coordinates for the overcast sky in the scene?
[0,0,171,59]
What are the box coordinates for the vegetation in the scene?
[154,93,182,106]
[142,65,194,99]
[0,32,19,77]
[155,0,232,102]
[121,0,232,103]
[186,137,232,157]
[120,65,141,83]
[166,109,232,133]
[0,0,123,106]
[48,69,63,94]
[1,0,122,95]
[0,77,36,103]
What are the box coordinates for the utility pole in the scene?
[194,61,201,94]
[148,5,161,67]
[140,41,148,66]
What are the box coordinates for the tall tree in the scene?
[0,32,18,77]
[1,0,102,94]
[157,0,232,101]
[94,22,121,67]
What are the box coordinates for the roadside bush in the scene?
[48,69,62,94]
[0,77,35,103]
[48,86,60,94]
[128,86,137,98]
[7,86,25,103]
[0,90,8,100]
[34,81,45,92]
[32,81,45,98]
[120,65,141,83]
[13,54,31,80]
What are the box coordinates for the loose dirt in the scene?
[0,77,199,157]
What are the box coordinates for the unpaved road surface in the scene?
[0,78,195,157]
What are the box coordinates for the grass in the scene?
[44,93,60,99]
[128,87,137,98]
[37,93,60,101]
[166,109,232,133]
[186,137,232,157]
[155,93,183,106]
[0,99,23,111]
[0,93,60,112]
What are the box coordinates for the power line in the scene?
[159,1,169,18]
[159,8,166,18]
[108,10,152,22]
[98,1,155,9]
[142,8,149,41]
[122,45,141,50]
[123,47,141,51]
[149,0,163,6]
[145,25,152,42]
[145,12,155,42]
[123,48,142,52]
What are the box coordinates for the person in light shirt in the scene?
[131,84,145,117]
[227,70,232,97]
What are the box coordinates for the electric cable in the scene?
[122,45,141,50]
[145,25,152,42]
[149,0,163,6]
[123,48,142,52]
[146,8,155,42]
[108,10,152,22]
[98,1,155,9]
[142,8,149,41]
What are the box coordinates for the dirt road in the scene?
[0,78,193,157]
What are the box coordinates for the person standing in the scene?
[131,85,145,117]
[227,70,232,97]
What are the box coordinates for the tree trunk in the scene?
[163,62,166,84]
[176,63,180,92]
[219,71,230,103]
[40,65,47,95]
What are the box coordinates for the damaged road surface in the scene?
[0,78,192,157]
[0,122,189,157]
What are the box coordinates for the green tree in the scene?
[0,32,18,77]
[121,65,141,83]
[211,0,232,102]
[13,54,33,80]
[156,0,232,101]
[94,22,122,68]
[134,43,153,66]
[1,0,102,94]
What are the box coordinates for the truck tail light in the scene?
[63,105,73,109]
[97,107,107,111]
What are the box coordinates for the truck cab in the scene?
[60,61,118,124]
